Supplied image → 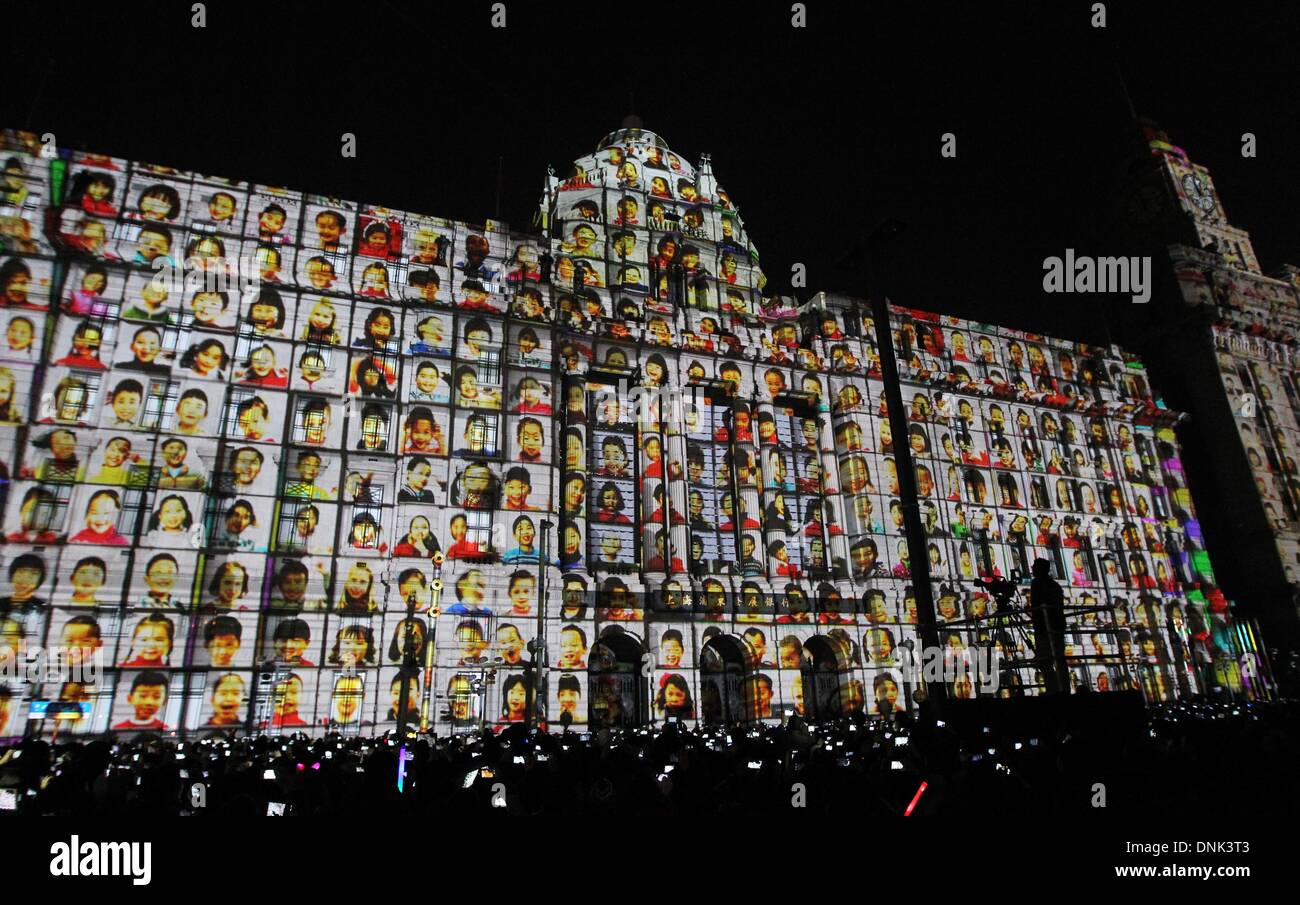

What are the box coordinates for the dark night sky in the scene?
[5,1,1297,344]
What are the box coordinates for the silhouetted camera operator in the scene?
[1028,559,1069,695]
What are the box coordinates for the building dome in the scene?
[547,125,765,328]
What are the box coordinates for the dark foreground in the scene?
[1,698,1295,816]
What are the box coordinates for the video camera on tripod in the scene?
[973,569,1023,608]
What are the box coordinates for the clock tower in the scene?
[1116,119,1260,272]
[1113,118,1300,652]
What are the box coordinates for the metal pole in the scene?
[419,554,443,734]
[728,395,746,566]
[396,594,417,738]
[868,287,946,704]
[526,519,552,729]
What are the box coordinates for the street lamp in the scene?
[395,592,419,740]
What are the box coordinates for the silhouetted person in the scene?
[1028,558,1069,695]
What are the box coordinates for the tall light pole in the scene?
[419,552,444,734]
[396,592,419,739]
[858,219,947,703]
[526,519,553,729]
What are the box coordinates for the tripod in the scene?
[980,586,1040,697]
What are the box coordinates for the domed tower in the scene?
[541,126,795,725]
[542,124,767,329]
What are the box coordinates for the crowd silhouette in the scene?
[2,696,1296,816]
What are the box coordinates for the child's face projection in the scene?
[157,498,187,531]
[316,214,344,246]
[361,415,386,445]
[79,222,106,250]
[463,466,491,496]
[414,315,447,346]
[128,682,166,720]
[7,319,32,350]
[177,395,208,429]
[195,342,225,373]
[226,504,253,534]
[207,632,240,666]
[409,417,434,448]
[276,630,308,661]
[250,302,279,328]
[209,194,235,220]
[369,314,394,342]
[600,534,621,559]
[456,627,485,660]
[504,476,530,504]
[602,440,631,473]
[337,632,368,666]
[85,496,119,533]
[112,390,141,422]
[416,366,439,394]
[351,520,377,547]
[60,623,101,664]
[344,566,370,601]
[509,578,534,612]
[141,559,177,596]
[260,209,286,234]
[134,623,171,661]
[506,516,534,548]
[231,449,261,484]
[398,573,425,602]
[85,178,110,202]
[141,281,168,306]
[48,431,77,460]
[217,569,244,602]
[137,231,170,260]
[192,292,224,322]
[518,421,543,456]
[10,564,42,597]
[279,570,307,600]
[401,463,432,495]
[239,405,269,438]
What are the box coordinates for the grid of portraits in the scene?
[543,285,1216,721]
[882,308,1213,701]
[0,131,569,738]
[1175,256,1300,616]
[548,127,770,344]
[0,128,1243,743]
[1212,325,1300,583]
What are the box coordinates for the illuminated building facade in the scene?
[0,124,1266,741]
[1115,121,1300,654]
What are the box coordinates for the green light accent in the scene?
[49,158,67,206]
[1191,549,1214,580]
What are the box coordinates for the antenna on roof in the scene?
[494,155,503,222]
[1114,58,1138,125]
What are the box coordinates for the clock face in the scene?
[1182,173,1216,213]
